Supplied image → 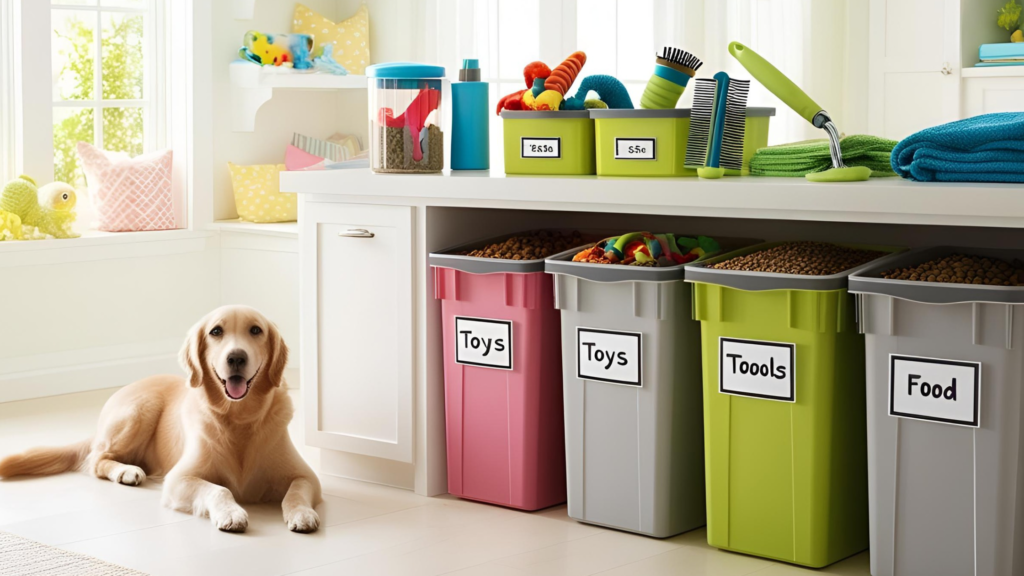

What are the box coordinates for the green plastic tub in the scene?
[501,110,595,175]
[686,242,902,568]
[591,107,774,177]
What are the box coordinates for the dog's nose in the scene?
[226,349,248,371]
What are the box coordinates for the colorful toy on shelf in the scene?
[312,44,349,75]
[572,233,720,267]
[0,210,22,241]
[496,53,634,113]
[239,31,315,69]
[685,71,750,179]
[641,47,703,110]
[562,75,634,110]
[0,176,78,239]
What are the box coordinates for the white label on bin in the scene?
[719,337,796,402]
[889,354,981,428]
[521,137,561,159]
[577,328,642,387]
[614,138,657,160]
[455,317,513,371]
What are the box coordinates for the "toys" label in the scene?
[455,317,513,370]
[577,328,642,387]
[521,138,561,159]
[889,355,981,428]
[614,138,656,160]
[719,337,795,402]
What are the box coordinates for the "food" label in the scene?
[889,355,981,427]
[577,328,642,387]
[455,317,513,370]
[520,137,561,159]
[719,337,796,402]
[614,138,656,160]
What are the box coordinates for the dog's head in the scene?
[179,305,289,403]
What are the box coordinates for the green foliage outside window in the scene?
[53,14,144,187]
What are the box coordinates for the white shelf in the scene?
[208,219,298,238]
[281,169,1024,229]
[229,61,366,132]
[962,66,1024,78]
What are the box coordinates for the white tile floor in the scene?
[0,388,871,576]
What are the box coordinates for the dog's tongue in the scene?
[225,376,247,399]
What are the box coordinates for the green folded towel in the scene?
[750,134,898,178]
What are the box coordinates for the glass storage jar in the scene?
[367,62,447,173]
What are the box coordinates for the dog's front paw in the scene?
[211,505,249,533]
[285,507,320,533]
[113,465,146,486]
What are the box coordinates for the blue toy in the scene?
[562,75,634,110]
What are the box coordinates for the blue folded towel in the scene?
[891,112,1024,183]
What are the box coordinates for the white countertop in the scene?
[280,169,1024,228]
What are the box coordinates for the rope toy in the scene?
[544,51,587,95]
[563,75,634,110]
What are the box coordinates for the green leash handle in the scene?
[728,42,821,123]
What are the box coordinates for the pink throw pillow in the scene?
[285,144,325,171]
[77,143,175,232]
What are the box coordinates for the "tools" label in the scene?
[521,137,561,159]
[889,354,981,428]
[577,328,642,387]
[455,317,513,370]
[614,138,656,160]
[719,337,796,402]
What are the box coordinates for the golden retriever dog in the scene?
[0,305,322,533]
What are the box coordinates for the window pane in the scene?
[53,107,94,188]
[498,0,538,79]
[577,0,616,77]
[52,0,98,5]
[101,12,144,100]
[52,10,96,101]
[102,107,144,157]
[617,0,654,82]
[101,0,148,7]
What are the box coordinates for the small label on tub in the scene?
[577,328,642,387]
[521,137,561,159]
[719,337,796,402]
[614,138,656,160]
[889,354,981,428]
[455,317,513,370]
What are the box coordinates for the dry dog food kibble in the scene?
[710,241,884,276]
[882,254,1024,286]
[460,230,586,261]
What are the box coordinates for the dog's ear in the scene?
[265,321,289,388]
[179,320,207,388]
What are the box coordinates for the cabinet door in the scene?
[868,0,961,140]
[301,202,415,463]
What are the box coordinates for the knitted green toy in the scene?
[0,175,78,239]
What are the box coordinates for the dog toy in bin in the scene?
[573,233,719,267]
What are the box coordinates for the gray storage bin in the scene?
[849,246,1024,576]
[545,236,759,538]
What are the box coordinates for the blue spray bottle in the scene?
[451,59,490,170]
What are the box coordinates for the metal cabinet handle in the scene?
[339,229,375,238]
[941,63,952,76]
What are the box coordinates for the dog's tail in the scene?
[0,439,92,478]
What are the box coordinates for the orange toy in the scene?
[524,61,551,90]
[544,51,586,95]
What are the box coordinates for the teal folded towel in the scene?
[891,112,1024,183]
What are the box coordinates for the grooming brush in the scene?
[684,71,750,179]
[729,41,870,182]
[640,47,703,110]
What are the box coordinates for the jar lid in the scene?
[366,62,446,79]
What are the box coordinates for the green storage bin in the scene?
[501,110,595,175]
[591,108,774,177]
[686,242,901,568]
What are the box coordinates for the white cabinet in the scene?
[300,202,415,463]
[962,69,1024,117]
[868,0,962,140]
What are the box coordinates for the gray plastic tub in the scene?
[545,235,759,538]
[849,246,1024,576]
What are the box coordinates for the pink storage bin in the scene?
[431,233,575,511]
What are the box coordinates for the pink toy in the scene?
[434,267,567,511]
[377,88,441,162]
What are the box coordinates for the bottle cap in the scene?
[459,59,481,82]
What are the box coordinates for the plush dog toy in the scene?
[0,176,78,239]
[240,31,315,69]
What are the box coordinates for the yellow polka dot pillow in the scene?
[292,4,370,75]
[227,163,296,223]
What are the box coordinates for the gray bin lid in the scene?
[686,241,906,292]
[545,236,763,283]
[429,229,604,274]
[849,246,1024,304]
[588,107,775,119]
[500,110,591,120]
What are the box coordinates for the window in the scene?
[0,0,16,183]
[49,0,162,188]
